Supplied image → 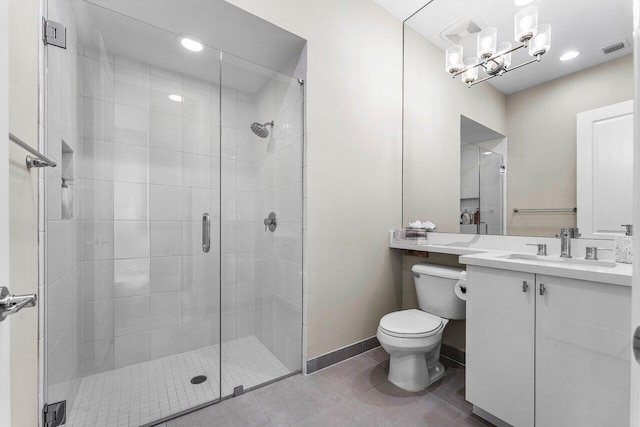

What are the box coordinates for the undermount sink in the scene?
[501,253,617,268]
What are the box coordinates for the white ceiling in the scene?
[376,0,633,94]
[461,116,505,144]
[372,0,430,21]
[71,0,305,93]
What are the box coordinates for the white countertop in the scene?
[389,231,632,286]
[459,251,632,287]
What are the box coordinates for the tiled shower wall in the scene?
[253,74,304,372]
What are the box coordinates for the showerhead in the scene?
[250,121,274,138]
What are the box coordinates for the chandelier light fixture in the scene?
[445,6,551,87]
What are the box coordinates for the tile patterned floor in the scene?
[68,336,290,427]
[161,348,495,427]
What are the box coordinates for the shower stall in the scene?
[42,1,305,425]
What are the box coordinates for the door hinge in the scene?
[43,18,66,49]
[43,401,66,427]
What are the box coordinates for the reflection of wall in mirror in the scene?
[507,54,633,236]
[403,26,506,231]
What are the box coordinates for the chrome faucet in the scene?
[556,227,580,258]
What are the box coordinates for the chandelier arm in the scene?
[452,42,526,78]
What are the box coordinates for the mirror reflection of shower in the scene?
[250,120,274,138]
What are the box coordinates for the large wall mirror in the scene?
[403,0,634,238]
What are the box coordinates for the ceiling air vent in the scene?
[602,41,627,54]
[440,17,484,46]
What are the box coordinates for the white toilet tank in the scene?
[412,264,466,320]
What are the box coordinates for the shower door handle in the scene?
[202,213,211,253]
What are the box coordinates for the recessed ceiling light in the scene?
[514,0,533,6]
[559,51,580,61]
[168,94,183,103]
[178,35,204,52]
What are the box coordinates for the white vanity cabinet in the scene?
[466,266,631,427]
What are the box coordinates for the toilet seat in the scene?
[379,309,443,339]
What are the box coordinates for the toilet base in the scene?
[387,354,446,392]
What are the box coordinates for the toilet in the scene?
[377,263,466,392]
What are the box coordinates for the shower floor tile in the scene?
[67,336,290,427]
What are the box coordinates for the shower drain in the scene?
[190,375,207,385]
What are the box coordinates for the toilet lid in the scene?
[379,309,443,338]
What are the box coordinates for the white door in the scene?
[631,0,640,424]
[0,0,11,424]
[577,100,634,238]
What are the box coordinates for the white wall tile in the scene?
[183,153,211,188]
[114,182,147,220]
[183,254,219,289]
[182,288,215,323]
[182,187,214,221]
[150,326,182,359]
[237,161,255,191]
[114,221,149,259]
[221,190,236,222]
[221,93,236,128]
[236,192,256,222]
[150,292,182,330]
[150,74,182,117]
[150,256,182,293]
[114,143,148,183]
[236,130,253,161]
[114,295,150,337]
[150,221,182,257]
[150,148,182,186]
[80,260,114,302]
[114,332,150,368]
[183,84,212,123]
[182,320,212,352]
[114,258,150,298]
[275,182,302,223]
[221,222,237,253]
[221,158,236,191]
[183,119,213,156]
[82,300,114,343]
[149,185,182,221]
[150,112,182,151]
[114,65,150,109]
[81,139,114,181]
[114,104,149,146]
[221,127,236,159]
[80,339,114,375]
[220,253,236,285]
[237,99,255,130]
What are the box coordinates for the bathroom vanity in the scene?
[460,252,632,427]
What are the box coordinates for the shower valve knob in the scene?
[264,212,277,232]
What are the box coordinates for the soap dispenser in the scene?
[614,224,633,264]
[61,177,73,220]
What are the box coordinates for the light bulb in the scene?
[446,45,464,73]
[462,57,479,84]
[529,24,551,56]
[477,27,497,59]
[497,42,512,68]
[514,6,538,42]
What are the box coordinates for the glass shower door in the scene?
[44,1,222,425]
[219,53,304,397]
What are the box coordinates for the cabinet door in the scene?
[536,275,631,427]
[466,266,535,427]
